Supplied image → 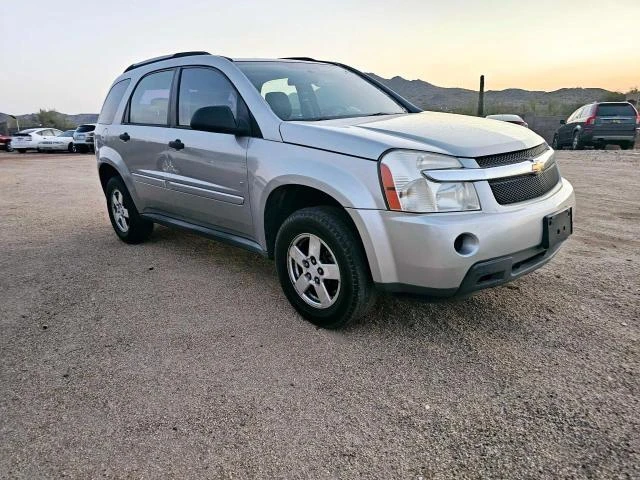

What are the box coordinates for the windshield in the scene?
[58,130,74,137]
[236,61,406,121]
[76,124,95,133]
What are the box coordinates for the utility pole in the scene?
[477,75,485,117]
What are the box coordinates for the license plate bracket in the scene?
[543,208,573,249]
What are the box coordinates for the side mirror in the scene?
[560,119,566,125]
[190,106,250,136]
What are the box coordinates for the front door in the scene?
[162,66,253,238]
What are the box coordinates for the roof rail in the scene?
[280,57,318,62]
[123,51,212,73]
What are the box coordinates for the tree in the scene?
[36,109,75,130]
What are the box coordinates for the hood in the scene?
[279,111,545,160]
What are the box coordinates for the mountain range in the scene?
[367,74,623,115]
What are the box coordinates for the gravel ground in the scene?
[0,150,638,479]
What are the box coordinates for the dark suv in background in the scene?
[553,101,639,150]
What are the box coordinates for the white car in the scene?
[11,128,63,153]
[37,129,76,152]
[485,114,529,128]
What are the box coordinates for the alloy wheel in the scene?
[111,189,130,233]
[287,233,341,309]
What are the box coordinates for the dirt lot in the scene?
[0,150,638,479]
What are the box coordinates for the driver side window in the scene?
[178,67,247,127]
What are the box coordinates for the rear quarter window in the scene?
[596,104,636,117]
[98,79,131,124]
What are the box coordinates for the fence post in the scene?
[477,75,485,117]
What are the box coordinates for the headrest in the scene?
[265,92,292,120]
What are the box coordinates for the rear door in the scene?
[559,108,579,144]
[114,69,176,212]
[594,103,637,138]
[162,66,253,237]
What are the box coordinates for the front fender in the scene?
[247,140,386,249]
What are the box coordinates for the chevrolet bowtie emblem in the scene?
[531,160,545,174]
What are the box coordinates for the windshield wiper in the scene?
[364,112,401,116]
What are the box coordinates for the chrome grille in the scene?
[489,161,561,205]
[476,143,549,168]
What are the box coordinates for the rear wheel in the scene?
[67,143,74,153]
[106,176,153,244]
[551,134,560,149]
[275,206,375,329]
[571,132,583,150]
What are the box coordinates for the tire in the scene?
[621,142,634,150]
[275,206,375,329]
[37,147,42,153]
[6,143,13,152]
[17,149,26,154]
[571,132,583,150]
[67,143,74,153]
[72,144,77,153]
[551,134,560,149]
[105,176,153,244]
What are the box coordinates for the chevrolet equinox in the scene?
[96,52,575,328]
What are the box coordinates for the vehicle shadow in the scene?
[146,224,526,340]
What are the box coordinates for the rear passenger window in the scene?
[129,70,174,125]
[178,67,246,127]
[98,79,131,125]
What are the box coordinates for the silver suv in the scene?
[96,52,575,328]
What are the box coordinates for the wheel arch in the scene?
[261,183,370,272]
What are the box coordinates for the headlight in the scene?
[379,150,480,213]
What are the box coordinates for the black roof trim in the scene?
[280,57,318,62]
[123,51,212,73]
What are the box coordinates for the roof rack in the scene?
[123,51,212,73]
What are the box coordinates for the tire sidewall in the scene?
[275,210,364,328]
[106,176,147,243]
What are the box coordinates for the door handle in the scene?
[168,139,184,150]
[119,132,130,142]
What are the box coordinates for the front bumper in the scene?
[348,178,575,296]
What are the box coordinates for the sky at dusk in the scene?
[1,0,638,114]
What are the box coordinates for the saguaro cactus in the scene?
[477,75,485,117]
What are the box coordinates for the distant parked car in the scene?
[486,114,528,128]
[0,133,12,151]
[37,129,75,153]
[552,101,639,150]
[11,128,63,153]
[73,124,96,153]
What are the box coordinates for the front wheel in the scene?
[275,206,375,329]
[106,176,153,244]
[68,143,74,153]
[551,135,560,149]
